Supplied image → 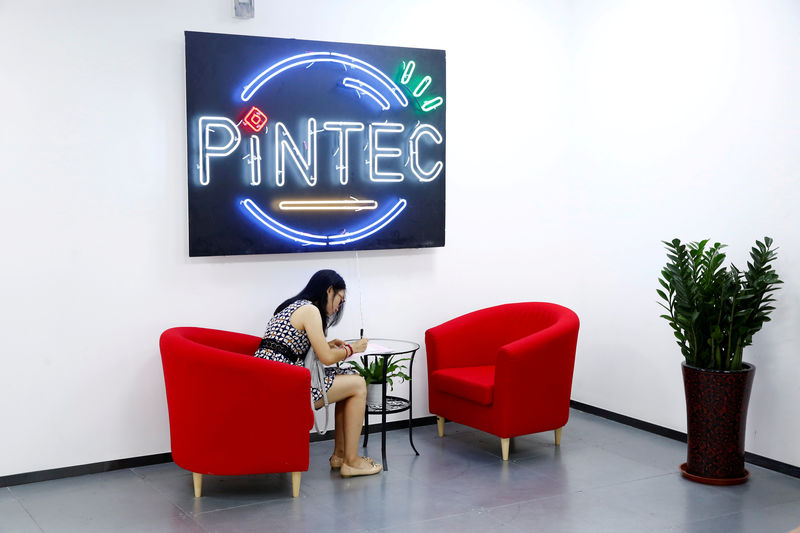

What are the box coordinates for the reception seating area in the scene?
[157,302,580,499]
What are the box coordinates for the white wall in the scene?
[1,0,798,478]
[568,0,800,467]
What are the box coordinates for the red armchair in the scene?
[159,327,314,498]
[425,302,579,460]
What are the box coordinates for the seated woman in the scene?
[254,269,381,477]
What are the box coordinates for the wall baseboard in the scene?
[569,400,800,479]
[3,407,797,488]
[0,453,173,488]
[0,417,438,488]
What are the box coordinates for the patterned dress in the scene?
[254,299,355,403]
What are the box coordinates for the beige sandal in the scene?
[341,459,382,478]
[330,455,375,469]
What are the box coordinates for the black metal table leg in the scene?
[381,355,388,471]
[361,353,369,448]
[408,354,419,455]
[362,407,369,447]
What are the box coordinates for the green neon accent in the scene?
[421,96,443,112]
[413,76,432,97]
[401,61,415,84]
[395,60,445,113]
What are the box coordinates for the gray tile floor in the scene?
[4,410,800,532]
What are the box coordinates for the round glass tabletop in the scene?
[344,338,420,356]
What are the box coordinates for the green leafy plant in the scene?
[343,355,411,387]
[657,237,782,371]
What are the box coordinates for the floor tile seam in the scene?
[718,490,800,511]
[679,508,742,527]
[762,494,800,510]
[581,470,680,492]
[396,470,468,491]
[407,465,510,486]
[191,495,303,516]
[481,509,534,533]
[436,460,559,494]
[137,473,221,522]
[129,466,191,483]
[595,442,684,474]
[128,466,147,480]
[531,470,679,500]
[480,488,584,515]
[6,487,47,533]
[365,507,500,532]
[113,474,211,530]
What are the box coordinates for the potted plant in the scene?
[343,355,411,405]
[658,237,782,485]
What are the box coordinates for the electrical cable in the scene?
[355,250,365,338]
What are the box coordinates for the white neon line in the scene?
[241,199,327,245]
[369,123,405,182]
[323,121,364,185]
[241,52,408,108]
[249,135,261,186]
[413,76,432,97]
[198,117,241,186]
[342,78,390,110]
[241,198,407,246]
[328,199,407,243]
[421,96,444,112]
[401,61,415,84]
[278,199,378,211]
[274,119,317,187]
[409,124,443,182]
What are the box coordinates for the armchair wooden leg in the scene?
[501,438,510,461]
[192,473,203,498]
[554,427,563,446]
[437,416,445,437]
[291,472,301,498]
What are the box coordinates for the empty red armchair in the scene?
[425,303,579,460]
[160,327,314,498]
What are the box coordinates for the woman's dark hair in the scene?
[274,269,346,333]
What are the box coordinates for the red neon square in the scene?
[243,106,268,132]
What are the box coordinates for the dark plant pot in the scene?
[681,362,755,485]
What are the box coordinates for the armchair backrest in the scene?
[426,302,576,371]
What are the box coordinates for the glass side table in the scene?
[345,338,420,471]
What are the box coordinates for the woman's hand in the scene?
[328,339,345,349]
[351,337,369,354]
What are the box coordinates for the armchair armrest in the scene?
[493,311,579,430]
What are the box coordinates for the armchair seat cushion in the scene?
[430,365,495,406]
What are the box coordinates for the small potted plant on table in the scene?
[343,355,410,406]
[658,237,781,485]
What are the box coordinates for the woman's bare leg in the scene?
[315,374,369,467]
[332,401,346,460]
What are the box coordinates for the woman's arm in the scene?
[291,305,367,365]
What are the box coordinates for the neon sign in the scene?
[185,32,445,256]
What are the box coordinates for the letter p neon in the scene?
[198,117,241,185]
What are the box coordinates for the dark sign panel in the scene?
[185,31,446,256]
